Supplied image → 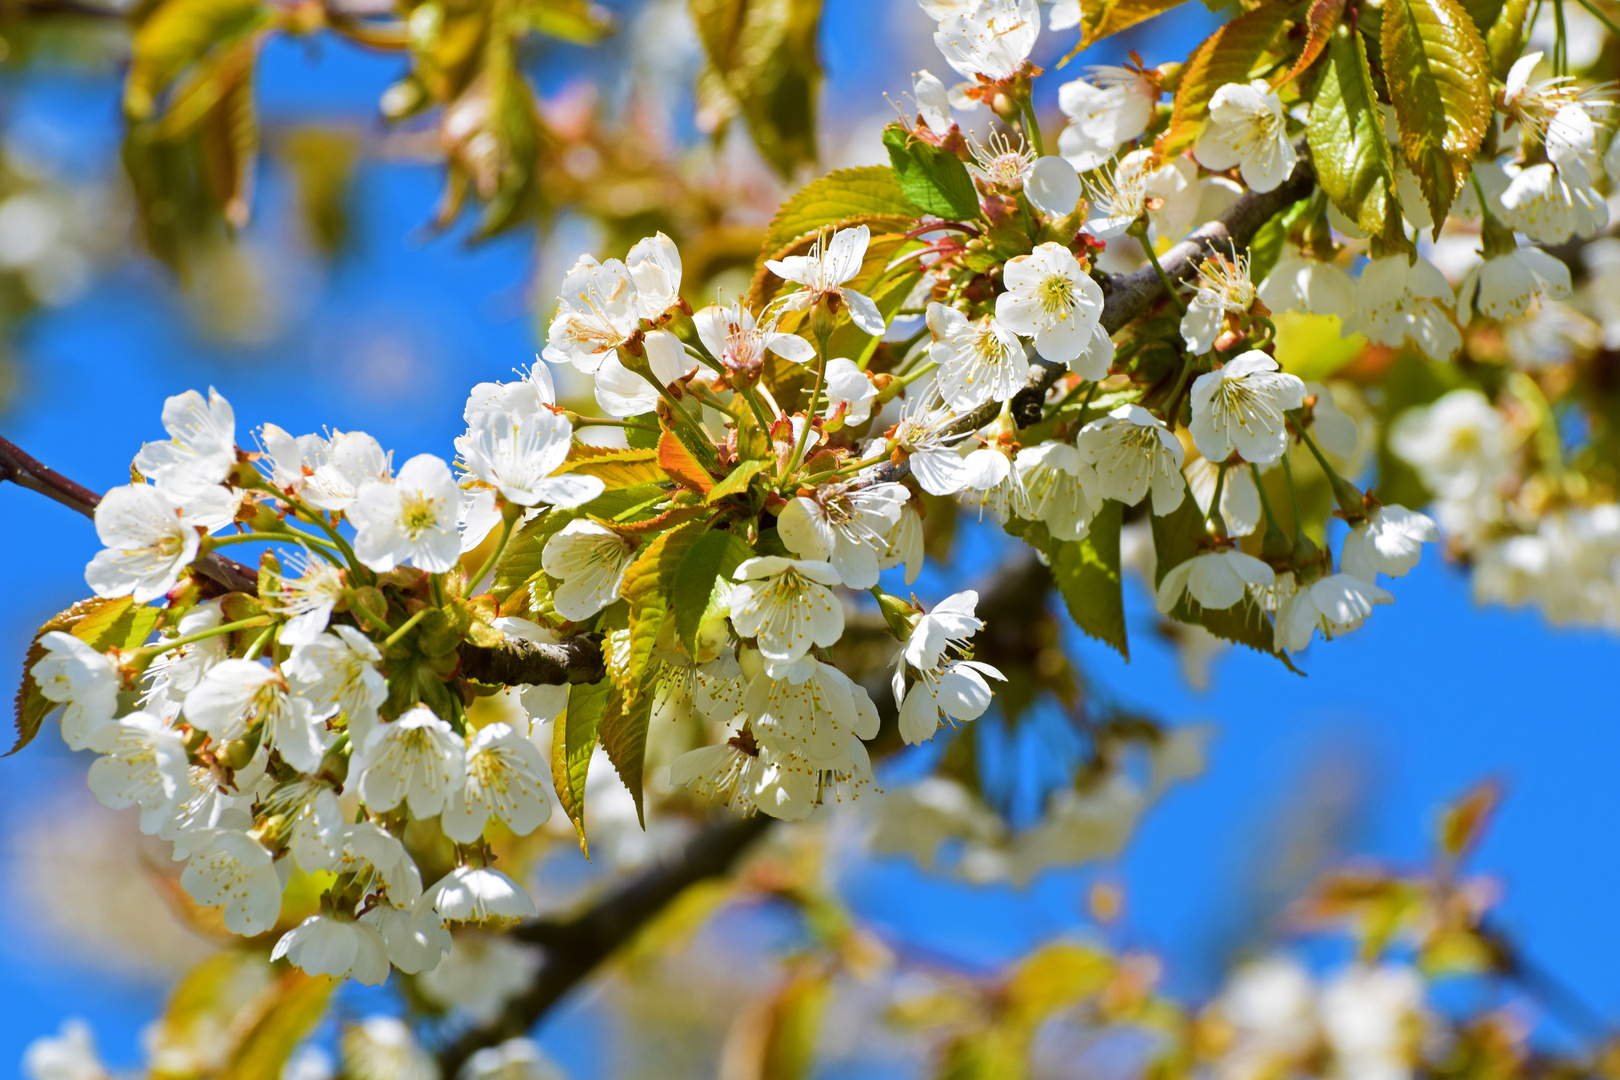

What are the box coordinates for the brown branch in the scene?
[866,159,1318,483]
[437,814,774,1076]
[459,634,607,686]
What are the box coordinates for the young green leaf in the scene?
[760,165,916,255]
[882,123,980,221]
[553,676,612,854]
[1306,25,1407,248]
[1382,0,1491,230]
[557,444,668,489]
[671,528,755,655]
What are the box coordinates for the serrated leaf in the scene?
[1149,494,1299,669]
[553,676,611,853]
[882,123,980,221]
[659,429,715,495]
[671,528,755,655]
[556,444,668,489]
[760,165,916,256]
[1157,1,1291,158]
[1063,0,1184,56]
[1276,0,1348,86]
[1306,25,1407,247]
[13,596,164,756]
[1382,0,1491,230]
[1457,0,1505,41]
[706,459,770,503]
[597,683,655,830]
[225,972,335,1080]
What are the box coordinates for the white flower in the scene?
[746,655,879,762]
[541,519,639,621]
[692,299,815,379]
[967,130,1037,191]
[350,453,462,573]
[823,357,878,426]
[912,69,954,132]
[1351,255,1461,360]
[86,711,189,826]
[1179,251,1257,355]
[271,550,347,646]
[959,446,1030,524]
[894,591,1003,744]
[1026,156,1082,217]
[1387,389,1506,499]
[271,914,390,985]
[890,399,974,495]
[1007,773,1144,883]
[1320,965,1425,1080]
[133,387,236,501]
[441,721,552,843]
[1497,162,1608,244]
[995,242,1105,364]
[1155,550,1276,612]
[542,255,640,373]
[458,407,604,509]
[22,1020,107,1080]
[626,231,682,319]
[1015,441,1099,540]
[262,780,346,872]
[423,866,538,924]
[354,706,465,817]
[84,484,199,603]
[283,626,389,748]
[185,659,329,772]
[1185,454,1261,537]
[590,330,699,418]
[279,430,393,512]
[1456,247,1572,324]
[1195,80,1296,192]
[777,482,908,589]
[765,225,886,336]
[1341,505,1438,582]
[669,733,774,815]
[31,631,120,750]
[342,1017,438,1080]
[1058,67,1157,172]
[180,829,284,936]
[362,904,451,975]
[1257,253,1358,322]
[1274,573,1393,651]
[879,501,926,583]
[1307,382,1361,459]
[338,821,425,906]
[1077,404,1188,515]
[729,557,845,663]
[1081,148,1155,239]
[1189,351,1306,464]
[905,589,984,670]
[928,302,1028,411]
[934,0,1040,81]
[461,1038,564,1080]
[419,935,543,1026]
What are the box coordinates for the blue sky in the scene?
[1,3,1617,1076]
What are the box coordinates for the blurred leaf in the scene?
[1438,778,1503,860]
[706,459,770,503]
[689,0,823,179]
[439,27,546,238]
[882,123,979,221]
[1158,2,1291,158]
[149,951,277,1078]
[277,127,361,258]
[726,967,831,1080]
[1458,0,1506,43]
[1306,25,1406,247]
[1066,0,1186,54]
[1486,0,1530,78]
[224,971,335,1080]
[1004,942,1114,1026]
[671,527,754,655]
[514,0,614,42]
[125,0,268,120]
[554,676,611,853]
[1382,0,1490,230]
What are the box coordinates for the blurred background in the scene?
[1,0,1618,1075]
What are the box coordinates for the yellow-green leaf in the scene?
[760,165,916,257]
[1486,0,1531,79]
[882,123,979,221]
[557,444,668,489]
[689,0,823,179]
[1157,2,1292,158]
[1276,0,1348,86]
[1382,0,1491,230]
[126,0,269,120]
[1064,0,1183,57]
[13,596,163,756]
[1306,25,1407,247]
[225,972,335,1080]
[706,459,770,504]
[553,676,611,853]
[671,528,755,655]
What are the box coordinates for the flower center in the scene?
[1039,274,1077,318]
[399,493,440,537]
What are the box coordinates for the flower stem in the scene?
[738,385,778,431]
[349,600,394,634]
[1020,95,1046,157]
[1140,233,1188,314]
[785,325,833,480]
[1293,419,1365,518]
[383,607,431,650]
[137,615,274,661]
[1207,463,1229,538]
[243,623,277,661]
[203,531,305,551]
[466,510,518,596]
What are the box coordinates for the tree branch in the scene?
[437,814,774,1076]
[866,159,1318,482]
[459,634,607,686]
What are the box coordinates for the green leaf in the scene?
[1006,505,1128,659]
[705,459,770,503]
[1486,0,1530,78]
[1060,0,1183,58]
[557,444,668,489]
[760,165,916,256]
[125,0,268,120]
[13,596,164,756]
[1157,2,1291,158]
[689,0,823,179]
[1306,25,1407,248]
[226,972,335,1080]
[515,0,615,42]
[491,511,570,604]
[553,676,611,853]
[882,123,980,221]
[671,528,755,655]
[1458,0,1505,42]
[1382,0,1491,229]
[1149,494,1299,669]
